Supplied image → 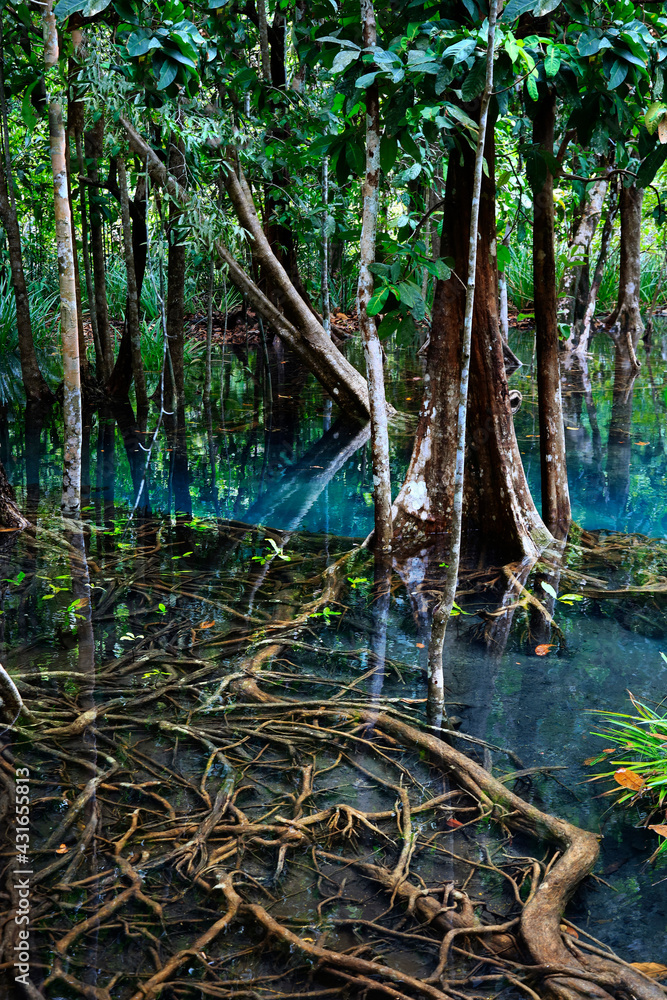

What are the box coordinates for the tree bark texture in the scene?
[117,156,148,415]
[357,0,392,556]
[118,116,371,419]
[0,163,53,405]
[66,73,89,383]
[84,115,112,378]
[45,1,82,514]
[532,90,571,539]
[393,125,550,565]
[607,182,644,370]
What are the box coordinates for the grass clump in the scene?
[588,677,667,862]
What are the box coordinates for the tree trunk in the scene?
[0,163,53,405]
[607,182,644,370]
[577,175,620,356]
[560,172,608,353]
[204,258,214,407]
[393,123,550,565]
[532,89,571,539]
[120,115,371,419]
[257,0,272,83]
[358,0,392,557]
[117,156,148,416]
[45,0,82,515]
[66,71,89,384]
[321,158,331,337]
[85,116,112,378]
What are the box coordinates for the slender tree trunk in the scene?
[121,116,371,419]
[575,176,619,356]
[358,0,391,556]
[165,136,186,423]
[532,89,571,539]
[75,132,102,373]
[425,0,504,725]
[322,158,331,338]
[117,156,148,416]
[607,182,644,370]
[85,116,112,378]
[45,0,82,513]
[204,258,214,407]
[498,236,510,342]
[560,171,609,352]
[66,67,89,384]
[0,164,53,405]
[257,0,272,83]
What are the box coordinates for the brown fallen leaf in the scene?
[648,824,667,838]
[560,924,579,938]
[415,642,425,649]
[198,620,215,629]
[613,768,645,791]
[446,817,464,828]
[55,844,68,855]
[630,963,667,980]
[535,643,554,656]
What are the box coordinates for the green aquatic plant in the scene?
[587,682,667,862]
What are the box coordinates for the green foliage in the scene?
[0,274,60,405]
[588,685,667,862]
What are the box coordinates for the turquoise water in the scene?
[2,328,667,974]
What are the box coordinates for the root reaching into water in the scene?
[0,519,665,1000]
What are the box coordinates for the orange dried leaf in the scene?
[416,642,425,649]
[446,817,464,828]
[55,844,68,855]
[613,768,644,791]
[648,824,667,838]
[630,963,667,980]
[560,924,579,938]
[535,643,554,656]
[199,620,215,629]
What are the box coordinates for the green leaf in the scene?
[637,144,667,187]
[399,130,421,163]
[497,244,511,274]
[544,47,561,78]
[380,134,398,173]
[356,71,379,89]
[577,30,612,58]
[126,30,161,57]
[526,71,539,102]
[501,0,534,18]
[377,311,401,340]
[461,57,487,102]
[645,102,667,135]
[21,79,39,131]
[54,0,86,16]
[84,0,112,13]
[331,50,359,74]
[559,594,584,603]
[532,0,562,13]
[157,58,179,89]
[366,287,390,316]
[541,581,557,600]
[607,60,628,90]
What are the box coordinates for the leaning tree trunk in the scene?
[357,0,392,557]
[607,182,644,370]
[392,120,551,566]
[119,116,371,419]
[0,163,53,406]
[532,89,571,539]
[45,0,82,514]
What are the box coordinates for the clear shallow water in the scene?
[4,326,667,537]
[2,328,667,972]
